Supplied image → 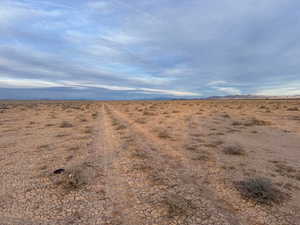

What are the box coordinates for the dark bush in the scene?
[59,121,73,128]
[223,145,245,155]
[235,177,285,205]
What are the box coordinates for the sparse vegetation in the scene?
[59,121,73,128]
[244,118,271,126]
[232,121,243,126]
[1,100,299,224]
[287,107,299,111]
[235,177,286,205]
[54,167,88,191]
[135,118,147,124]
[116,124,127,130]
[223,144,245,155]
[157,129,171,139]
[162,193,195,218]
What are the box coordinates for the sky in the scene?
[0,0,300,99]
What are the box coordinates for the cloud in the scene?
[87,1,112,11]
[0,0,300,99]
[207,80,228,86]
[256,81,300,96]
[216,87,242,95]
[0,77,61,88]
[0,77,199,96]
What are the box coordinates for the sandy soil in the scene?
[0,100,299,225]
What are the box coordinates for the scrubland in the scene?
[0,100,299,225]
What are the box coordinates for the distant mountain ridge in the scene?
[205,95,300,99]
[0,88,299,101]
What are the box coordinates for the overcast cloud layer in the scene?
[1,0,300,99]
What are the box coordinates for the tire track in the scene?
[100,104,151,225]
[106,104,244,225]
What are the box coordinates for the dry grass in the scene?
[59,121,73,128]
[116,124,127,130]
[162,193,195,218]
[53,167,88,192]
[157,129,171,139]
[287,107,299,111]
[235,177,286,205]
[135,118,147,124]
[244,118,271,126]
[223,144,245,155]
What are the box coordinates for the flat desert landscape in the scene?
[0,99,299,225]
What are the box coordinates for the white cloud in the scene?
[0,2,62,22]
[163,65,191,76]
[217,87,241,95]
[75,83,200,96]
[0,77,61,88]
[140,88,200,96]
[207,80,241,95]
[87,1,113,13]
[256,82,300,96]
[0,56,67,78]
[102,32,140,45]
[207,80,228,86]
[129,76,171,85]
[0,77,200,96]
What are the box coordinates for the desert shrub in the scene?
[116,124,126,130]
[56,133,68,138]
[275,163,299,180]
[192,153,210,161]
[157,129,171,139]
[111,118,119,126]
[220,113,230,118]
[59,121,73,128]
[275,164,296,175]
[131,150,148,159]
[38,144,50,149]
[64,169,87,190]
[80,118,88,122]
[92,112,98,118]
[135,118,147,124]
[68,146,80,151]
[295,172,300,181]
[54,168,88,191]
[84,126,93,134]
[45,123,55,127]
[131,163,152,171]
[235,177,286,205]
[244,118,271,126]
[143,111,156,116]
[232,121,242,126]
[287,107,299,111]
[185,144,198,151]
[162,193,195,218]
[223,144,245,155]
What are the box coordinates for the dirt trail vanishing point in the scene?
[0,100,299,225]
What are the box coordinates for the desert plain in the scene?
[0,99,299,225]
